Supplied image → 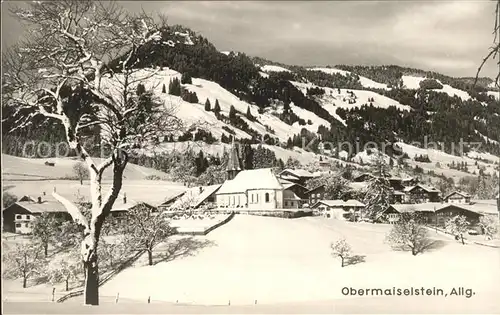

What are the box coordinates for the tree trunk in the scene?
[44,243,48,257]
[66,278,69,291]
[461,234,465,245]
[340,256,344,267]
[23,276,27,289]
[80,178,83,185]
[83,238,99,306]
[148,249,153,266]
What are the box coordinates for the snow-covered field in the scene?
[401,75,470,100]
[100,215,500,306]
[291,81,411,115]
[1,154,171,181]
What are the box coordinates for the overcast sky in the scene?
[2,1,498,78]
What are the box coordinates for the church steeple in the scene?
[226,141,242,180]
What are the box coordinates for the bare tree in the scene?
[46,249,81,291]
[386,212,434,255]
[3,1,183,305]
[478,215,499,240]
[31,212,59,257]
[123,204,176,266]
[2,191,18,209]
[445,215,470,245]
[3,242,44,288]
[475,0,500,88]
[330,239,351,267]
[73,162,90,185]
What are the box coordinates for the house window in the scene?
[16,215,22,220]
[256,194,259,203]
[265,193,270,203]
[15,223,21,228]
[232,196,235,205]
[26,215,30,220]
[285,201,288,207]
[25,223,29,227]
[238,195,241,205]
[251,194,254,203]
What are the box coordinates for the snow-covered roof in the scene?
[348,182,369,191]
[387,202,498,215]
[312,199,365,208]
[404,184,439,193]
[217,168,283,194]
[169,184,222,210]
[445,191,471,199]
[388,203,444,213]
[279,168,315,178]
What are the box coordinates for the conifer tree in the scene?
[214,99,221,114]
[205,98,211,111]
[229,105,237,121]
[246,106,253,120]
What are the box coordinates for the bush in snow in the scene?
[386,212,434,255]
[445,215,469,245]
[478,215,499,240]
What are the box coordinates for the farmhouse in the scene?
[380,203,443,224]
[306,185,326,206]
[163,184,222,215]
[444,191,471,204]
[2,195,72,234]
[278,168,317,186]
[311,199,365,220]
[403,184,441,203]
[380,202,498,231]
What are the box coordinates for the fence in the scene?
[57,250,145,303]
[176,212,235,236]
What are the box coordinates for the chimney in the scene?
[43,191,46,196]
[37,196,42,204]
[123,193,127,204]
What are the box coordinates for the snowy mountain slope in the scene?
[98,67,334,142]
[289,81,411,126]
[402,75,471,100]
[396,142,498,176]
[308,67,390,90]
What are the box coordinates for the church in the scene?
[215,143,308,216]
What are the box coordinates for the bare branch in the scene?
[52,188,89,231]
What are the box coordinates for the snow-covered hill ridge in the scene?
[308,67,390,90]
[401,75,471,100]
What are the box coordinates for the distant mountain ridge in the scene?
[3,24,500,163]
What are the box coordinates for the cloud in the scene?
[3,1,498,78]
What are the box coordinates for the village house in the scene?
[306,185,326,206]
[444,191,471,204]
[2,188,166,234]
[2,195,72,234]
[403,184,441,203]
[162,184,222,216]
[278,168,317,186]
[379,202,498,233]
[311,199,365,220]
